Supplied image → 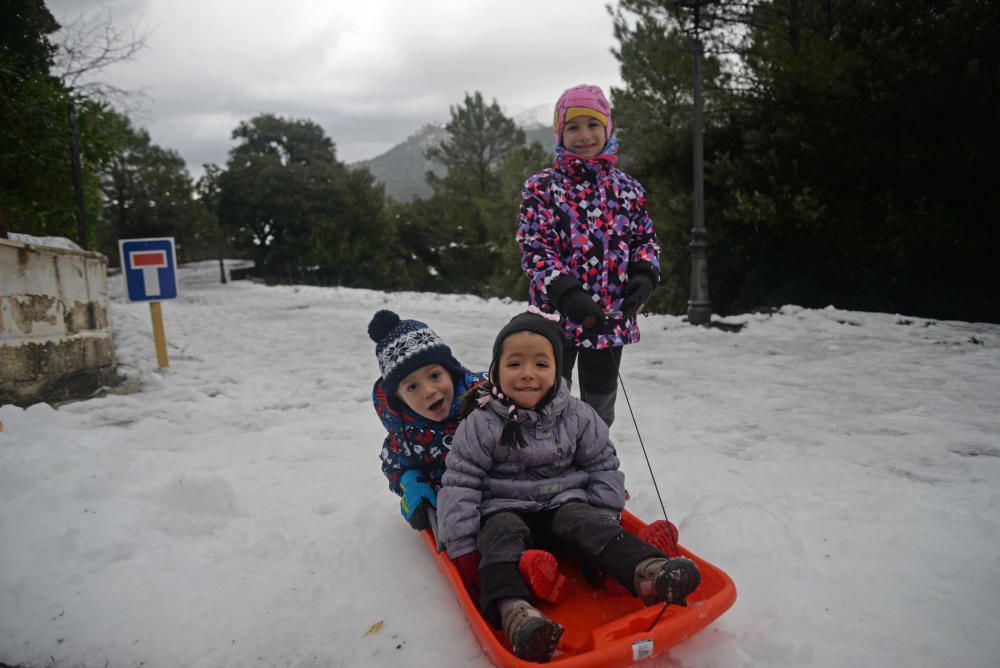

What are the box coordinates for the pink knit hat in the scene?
[553,84,613,145]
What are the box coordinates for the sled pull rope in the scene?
[646,602,669,631]
[615,365,670,525]
[615,364,674,633]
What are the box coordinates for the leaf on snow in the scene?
[362,620,384,638]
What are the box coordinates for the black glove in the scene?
[620,273,655,318]
[560,288,604,328]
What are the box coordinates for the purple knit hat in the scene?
[553,84,613,145]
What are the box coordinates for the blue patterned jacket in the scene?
[374,369,487,496]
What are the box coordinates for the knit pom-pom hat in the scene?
[368,309,463,399]
[553,84,613,145]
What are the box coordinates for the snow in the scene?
[5,233,83,251]
[2,261,999,668]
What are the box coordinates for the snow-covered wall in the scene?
[0,237,117,406]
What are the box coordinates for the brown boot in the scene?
[500,600,563,663]
[633,556,701,606]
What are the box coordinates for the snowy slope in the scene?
[2,261,999,667]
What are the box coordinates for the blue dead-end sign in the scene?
[118,237,179,302]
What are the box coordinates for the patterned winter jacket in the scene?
[517,146,661,349]
[374,369,487,496]
[437,383,626,558]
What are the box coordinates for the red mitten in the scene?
[452,552,481,601]
[519,550,568,605]
[637,520,680,558]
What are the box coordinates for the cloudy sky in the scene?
[46,0,627,176]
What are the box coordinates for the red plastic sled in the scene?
[421,509,736,667]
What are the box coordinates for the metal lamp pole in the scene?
[678,0,712,325]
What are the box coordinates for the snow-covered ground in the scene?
[6,233,82,251]
[2,261,999,667]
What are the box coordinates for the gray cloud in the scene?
[47,0,625,177]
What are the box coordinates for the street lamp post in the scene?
[677,0,712,325]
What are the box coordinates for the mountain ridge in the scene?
[351,120,553,202]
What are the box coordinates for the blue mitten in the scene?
[399,469,436,530]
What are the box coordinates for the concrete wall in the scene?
[1,238,118,406]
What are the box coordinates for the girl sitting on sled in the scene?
[438,310,700,663]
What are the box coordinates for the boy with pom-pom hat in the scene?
[368,309,487,536]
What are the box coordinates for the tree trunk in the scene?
[217,218,228,284]
[68,99,89,249]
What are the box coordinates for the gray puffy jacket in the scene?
[437,384,626,558]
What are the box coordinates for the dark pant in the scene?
[476,502,665,627]
[562,346,622,427]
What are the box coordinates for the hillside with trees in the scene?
[3,0,997,323]
[610,0,999,322]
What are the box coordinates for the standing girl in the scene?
[517,84,661,427]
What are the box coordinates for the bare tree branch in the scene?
[52,9,150,111]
